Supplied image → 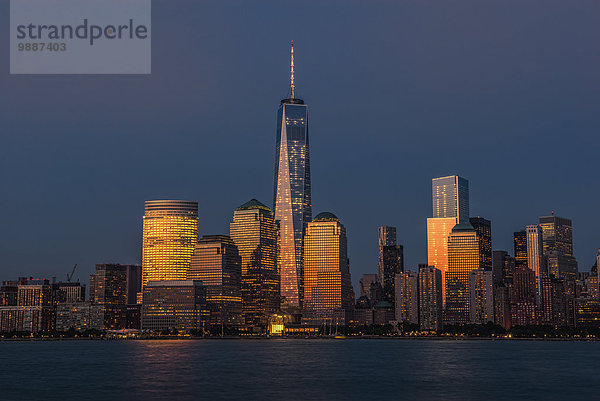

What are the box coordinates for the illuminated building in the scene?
[513,230,528,270]
[494,284,511,329]
[510,267,537,326]
[492,250,514,285]
[141,280,208,331]
[574,298,600,327]
[303,212,354,325]
[142,200,199,287]
[0,279,54,333]
[445,223,480,324]
[469,217,492,271]
[0,278,27,306]
[53,282,86,304]
[378,226,404,304]
[394,271,418,324]
[418,264,443,332]
[56,302,103,331]
[229,199,280,332]
[89,264,128,329]
[187,235,243,327]
[468,269,494,324]
[273,42,311,309]
[539,215,578,280]
[526,224,545,300]
[427,175,469,304]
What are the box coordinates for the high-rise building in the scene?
[418,264,443,332]
[526,224,545,300]
[513,230,528,270]
[469,269,494,324]
[510,267,537,326]
[359,274,378,300]
[445,223,480,324]
[394,271,418,324]
[469,217,492,271]
[539,215,578,280]
[303,212,354,325]
[125,265,142,305]
[0,279,56,333]
[89,264,128,329]
[229,199,280,331]
[142,200,199,288]
[492,250,514,285]
[187,235,243,327]
[378,226,404,304]
[273,43,311,309]
[53,282,86,304]
[427,175,469,304]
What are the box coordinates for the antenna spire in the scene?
[290,41,295,99]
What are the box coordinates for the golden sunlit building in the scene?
[230,199,280,332]
[142,200,199,288]
[427,217,459,305]
[302,212,354,325]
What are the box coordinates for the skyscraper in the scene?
[539,215,578,280]
[378,226,404,304]
[142,200,199,287]
[418,264,443,332]
[445,223,481,324]
[469,269,494,324]
[229,199,280,331]
[427,175,470,304]
[89,264,128,330]
[526,224,545,299]
[394,271,418,324]
[513,230,528,269]
[273,42,311,309]
[187,235,243,327]
[303,212,354,325]
[469,217,492,271]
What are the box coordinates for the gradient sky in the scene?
[1,0,599,292]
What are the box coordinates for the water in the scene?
[1,338,599,400]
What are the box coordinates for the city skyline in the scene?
[2,1,599,293]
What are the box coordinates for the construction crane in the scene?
[66,264,78,283]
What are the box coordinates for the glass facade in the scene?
[427,216,458,305]
[273,99,311,308]
[418,264,443,332]
[142,200,199,287]
[432,175,469,223]
[526,224,545,299]
[378,226,404,304]
[469,217,492,271]
[539,215,578,280]
[513,230,528,269]
[230,199,280,331]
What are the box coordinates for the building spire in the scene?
[290,40,295,99]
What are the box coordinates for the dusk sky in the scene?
[1,0,599,292]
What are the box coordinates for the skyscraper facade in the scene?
[526,224,545,299]
[187,235,243,327]
[513,230,528,269]
[142,200,199,287]
[229,199,280,331]
[469,269,494,324]
[539,215,578,280]
[378,226,404,304]
[418,264,443,332]
[427,175,470,304]
[469,217,492,271]
[394,271,418,324]
[273,43,311,309]
[89,264,128,329]
[303,212,354,324]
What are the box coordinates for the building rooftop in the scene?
[452,223,475,232]
[313,212,339,222]
[235,198,271,212]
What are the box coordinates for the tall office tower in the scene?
[273,42,311,309]
[378,226,404,304]
[513,230,528,269]
[359,274,378,299]
[469,269,494,324]
[492,250,515,285]
[142,200,199,288]
[418,264,443,332]
[89,264,128,329]
[125,265,142,305]
[427,175,469,304]
[469,217,492,271]
[394,271,418,324]
[539,215,578,280]
[230,199,280,331]
[510,267,537,326]
[187,235,243,327]
[303,213,354,325]
[494,285,511,330]
[445,223,481,324]
[526,224,545,301]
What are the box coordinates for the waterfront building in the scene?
[142,200,199,287]
[187,235,243,327]
[468,269,494,324]
[394,271,418,324]
[378,226,404,305]
[539,215,578,280]
[510,267,537,326]
[229,199,279,332]
[89,264,128,330]
[56,302,103,331]
[427,175,469,304]
[303,213,354,325]
[418,264,443,332]
[574,298,600,327]
[53,282,86,304]
[513,230,528,270]
[141,280,208,331]
[0,278,27,306]
[494,284,511,330]
[526,224,545,300]
[273,43,311,309]
[0,279,55,333]
[445,223,481,324]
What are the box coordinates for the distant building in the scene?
[492,250,514,285]
[125,265,142,305]
[378,226,404,305]
[141,280,208,331]
[0,279,55,333]
[469,269,494,324]
[574,298,600,327]
[513,230,528,270]
[230,199,279,332]
[494,284,511,330]
[56,302,103,331]
[418,265,443,332]
[142,200,199,287]
[372,301,395,325]
[469,217,492,271]
[526,224,545,300]
[187,235,243,327]
[0,278,27,306]
[53,282,86,304]
[539,215,578,281]
[359,274,378,300]
[303,212,354,325]
[510,267,537,326]
[394,271,418,324]
[89,264,128,330]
